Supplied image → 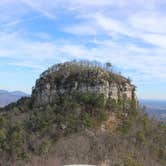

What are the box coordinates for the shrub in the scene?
[136,131,146,145]
[123,156,143,166]
[158,148,164,159]
[81,112,95,128]
[0,128,7,151]
[119,118,132,134]
[106,98,117,111]
[39,139,52,155]
[77,92,105,109]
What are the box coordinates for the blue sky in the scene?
[1,0,166,100]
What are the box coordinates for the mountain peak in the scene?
[31,61,136,107]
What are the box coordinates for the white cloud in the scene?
[142,34,166,48]
[20,0,56,19]
[1,0,166,98]
[1,29,166,86]
[64,23,98,36]
[129,11,166,34]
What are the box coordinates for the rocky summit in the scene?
[32,61,135,107]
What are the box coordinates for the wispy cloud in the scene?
[0,0,166,98]
[20,0,56,19]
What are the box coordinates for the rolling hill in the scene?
[140,99,166,120]
[0,90,29,107]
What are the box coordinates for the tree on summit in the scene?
[106,62,112,71]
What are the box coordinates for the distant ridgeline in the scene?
[32,61,136,107]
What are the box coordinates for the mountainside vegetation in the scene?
[0,61,165,166]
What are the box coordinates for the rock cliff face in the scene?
[32,62,135,106]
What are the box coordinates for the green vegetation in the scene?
[0,91,165,166]
[0,92,110,164]
[123,156,143,166]
[0,61,165,165]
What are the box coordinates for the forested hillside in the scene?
[0,61,165,166]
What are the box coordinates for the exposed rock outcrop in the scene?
[32,61,136,107]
